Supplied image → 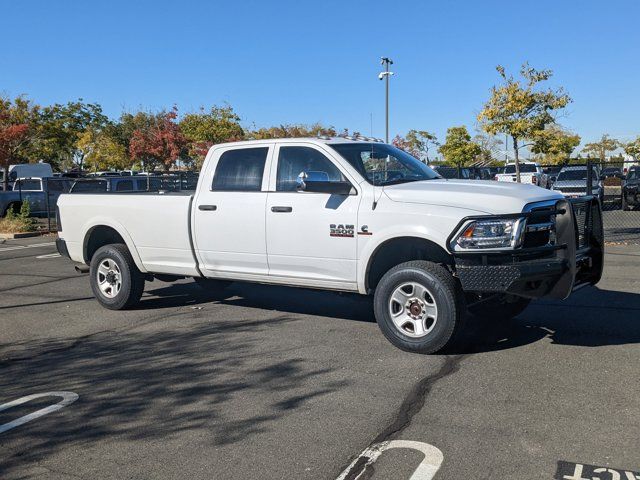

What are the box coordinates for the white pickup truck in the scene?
[495,161,549,188]
[56,138,603,354]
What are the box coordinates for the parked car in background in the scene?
[7,163,54,182]
[551,166,603,204]
[433,166,471,179]
[601,166,624,180]
[622,167,640,211]
[469,167,497,180]
[86,171,121,177]
[495,162,549,188]
[543,166,563,187]
[0,177,71,216]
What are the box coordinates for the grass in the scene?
[0,201,37,233]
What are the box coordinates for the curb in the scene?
[0,231,48,239]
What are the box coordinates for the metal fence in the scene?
[1,173,198,233]
[540,160,638,244]
[3,165,639,244]
[429,160,640,244]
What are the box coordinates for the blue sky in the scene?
[1,0,638,150]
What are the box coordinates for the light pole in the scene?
[379,57,394,143]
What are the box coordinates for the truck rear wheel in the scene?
[90,243,145,310]
[468,295,530,321]
[373,261,464,354]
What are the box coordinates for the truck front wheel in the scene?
[373,261,464,354]
[90,243,145,310]
[468,295,530,321]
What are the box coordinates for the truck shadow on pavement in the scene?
[140,280,377,323]
[0,313,350,478]
[141,281,640,352]
[451,286,640,353]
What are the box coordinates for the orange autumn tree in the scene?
[129,107,187,171]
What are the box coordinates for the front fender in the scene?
[356,224,451,294]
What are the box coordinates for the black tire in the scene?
[622,194,631,211]
[193,277,232,291]
[90,243,145,310]
[468,295,530,321]
[373,261,465,354]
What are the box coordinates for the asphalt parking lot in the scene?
[1,236,639,479]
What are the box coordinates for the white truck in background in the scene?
[56,138,603,354]
[495,161,550,188]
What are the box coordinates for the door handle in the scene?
[271,206,292,213]
[198,204,217,211]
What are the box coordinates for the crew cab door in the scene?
[265,143,360,285]
[192,144,273,276]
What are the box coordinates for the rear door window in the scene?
[212,147,269,191]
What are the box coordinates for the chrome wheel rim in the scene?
[388,282,438,338]
[96,258,122,299]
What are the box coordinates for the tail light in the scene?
[493,175,499,181]
[532,176,538,185]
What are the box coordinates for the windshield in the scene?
[505,164,538,174]
[557,169,598,181]
[627,170,638,180]
[329,143,439,186]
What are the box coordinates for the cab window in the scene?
[212,147,268,192]
[276,146,344,191]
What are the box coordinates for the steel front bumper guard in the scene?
[450,197,604,300]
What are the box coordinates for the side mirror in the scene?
[297,171,354,195]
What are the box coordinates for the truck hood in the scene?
[383,179,563,214]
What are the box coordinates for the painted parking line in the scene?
[0,242,56,253]
[36,253,61,259]
[0,392,79,434]
[336,440,444,480]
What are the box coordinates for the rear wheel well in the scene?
[84,226,126,263]
[366,237,452,293]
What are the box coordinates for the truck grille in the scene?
[571,199,592,249]
[522,206,554,248]
[557,186,587,193]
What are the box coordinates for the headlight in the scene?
[452,218,524,250]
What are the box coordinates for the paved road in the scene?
[1,237,639,479]
[602,208,640,244]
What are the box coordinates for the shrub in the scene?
[0,200,36,233]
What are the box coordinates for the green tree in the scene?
[77,127,130,172]
[531,126,581,164]
[30,100,109,171]
[582,134,620,161]
[180,105,244,168]
[624,136,640,161]
[477,63,571,182]
[438,126,481,168]
[393,130,439,163]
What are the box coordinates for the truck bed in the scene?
[57,192,199,276]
